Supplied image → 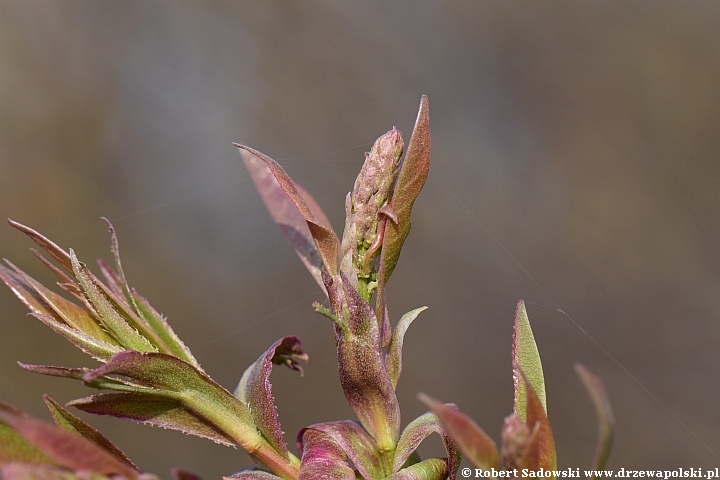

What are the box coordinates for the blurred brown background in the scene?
[0,2,718,476]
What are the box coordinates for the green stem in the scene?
[224,420,300,479]
[186,394,301,479]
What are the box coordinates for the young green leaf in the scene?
[69,391,236,446]
[512,300,546,420]
[30,312,123,362]
[387,306,427,389]
[18,363,134,392]
[130,290,201,369]
[386,458,448,480]
[100,218,201,368]
[75,352,254,442]
[69,250,158,354]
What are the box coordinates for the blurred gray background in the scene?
[0,2,718,477]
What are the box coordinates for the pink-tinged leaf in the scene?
[376,96,430,325]
[69,392,234,446]
[18,363,91,380]
[0,263,62,321]
[237,144,340,279]
[0,267,120,361]
[512,300,546,420]
[235,337,308,457]
[387,306,427,389]
[0,408,138,477]
[386,458,448,480]
[516,368,556,470]
[0,403,55,465]
[8,219,73,273]
[29,248,83,304]
[19,362,137,393]
[3,260,110,344]
[76,352,258,446]
[575,364,614,472]
[393,410,460,479]
[43,396,138,470]
[1,464,78,480]
[297,421,381,480]
[418,393,500,471]
[224,471,282,480]
[334,273,400,452]
[296,428,356,480]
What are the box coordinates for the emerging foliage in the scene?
[420,301,614,477]
[0,96,612,479]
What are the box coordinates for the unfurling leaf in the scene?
[2,219,201,368]
[235,337,308,457]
